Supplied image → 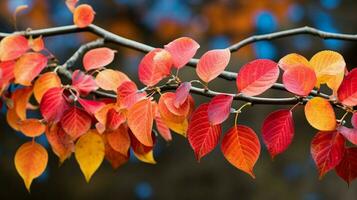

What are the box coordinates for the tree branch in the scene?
[3,24,353,106]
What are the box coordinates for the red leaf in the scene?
[154,113,172,142]
[188,103,222,161]
[106,125,130,155]
[0,35,29,61]
[207,94,233,125]
[161,92,190,117]
[138,48,173,86]
[127,99,154,147]
[78,98,105,115]
[337,68,357,106]
[311,131,345,178]
[14,52,48,86]
[73,4,95,28]
[335,147,357,185]
[282,65,317,96]
[0,61,15,85]
[352,113,357,128]
[221,125,260,178]
[83,48,115,71]
[117,81,138,102]
[174,82,191,108]
[60,106,92,140]
[196,49,230,83]
[336,126,357,145]
[164,37,199,69]
[40,87,69,123]
[72,70,98,95]
[106,108,125,131]
[261,109,294,159]
[236,59,279,96]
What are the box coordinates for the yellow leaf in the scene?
[304,97,336,131]
[310,50,345,93]
[33,72,61,103]
[163,118,188,137]
[14,142,48,192]
[133,150,156,164]
[75,130,105,182]
[278,53,311,70]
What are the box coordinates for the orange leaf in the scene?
[83,48,116,71]
[6,108,21,131]
[0,35,29,61]
[18,119,46,137]
[14,142,48,191]
[106,125,130,155]
[33,72,61,103]
[221,125,260,178]
[45,123,74,164]
[130,133,156,164]
[104,140,129,169]
[12,87,33,120]
[95,69,130,91]
[28,36,45,52]
[14,52,48,86]
[73,4,95,28]
[127,99,154,147]
[278,53,311,70]
[304,97,336,131]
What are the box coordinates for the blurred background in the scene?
[1,0,357,199]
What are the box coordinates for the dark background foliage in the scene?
[1,0,357,199]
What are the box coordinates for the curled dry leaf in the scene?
[236,59,279,96]
[138,48,173,86]
[196,49,231,83]
[164,37,200,69]
[73,4,95,28]
[304,97,336,131]
[83,48,116,71]
[14,142,48,191]
[75,130,105,182]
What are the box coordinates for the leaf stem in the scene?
[234,102,252,126]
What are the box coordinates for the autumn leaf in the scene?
[352,113,357,128]
[60,106,92,140]
[0,61,15,85]
[18,119,46,137]
[40,87,70,123]
[78,98,105,115]
[164,37,200,69]
[138,48,173,86]
[278,53,311,71]
[0,35,29,61]
[33,72,61,102]
[66,0,79,13]
[96,69,130,91]
[161,92,190,117]
[261,109,294,159]
[83,48,116,71]
[311,131,345,179]
[335,147,357,185]
[282,65,317,96]
[73,4,95,28]
[310,50,345,93]
[174,82,191,107]
[75,130,105,182]
[337,68,357,107]
[14,142,48,191]
[72,70,98,95]
[221,125,260,178]
[106,125,130,155]
[104,140,129,169]
[12,87,33,120]
[154,113,172,142]
[14,52,48,86]
[130,133,156,164]
[127,99,154,147]
[188,103,221,161]
[6,108,21,131]
[28,36,45,52]
[207,94,233,125]
[45,123,74,163]
[304,97,336,131]
[336,126,357,145]
[236,59,280,96]
[196,49,231,83]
